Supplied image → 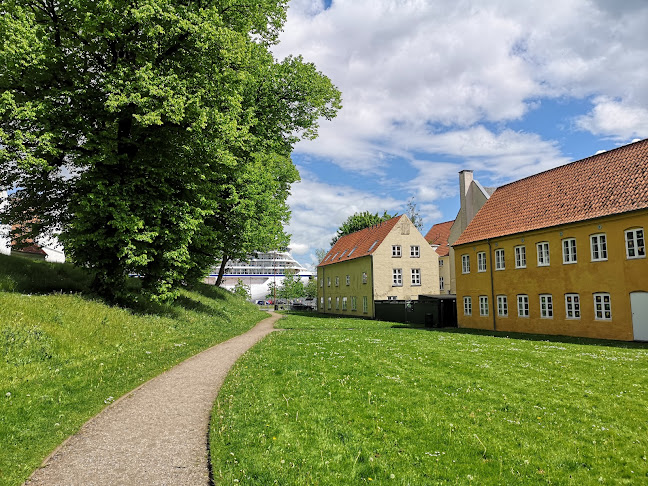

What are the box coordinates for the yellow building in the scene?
[318,215,439,318]
[453,139,648,341]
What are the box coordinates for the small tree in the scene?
[406,199,423,231]
[304,278,318,299]
[266,281,279,302]
[232,279,251,300]
[278,270,305,300]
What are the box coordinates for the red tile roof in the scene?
[454,138,648,246]
[318,215,404,267]
[424,220,454,257]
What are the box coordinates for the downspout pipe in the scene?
[488,239,496,331]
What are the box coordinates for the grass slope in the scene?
[211,313,648,485]
[0,254,266,486]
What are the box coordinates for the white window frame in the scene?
[463,296,472,316]
[363,296,368,313]
[536,242,550,266]
[392,245,402,257]
[320,296,324,308]
[479,296,489,316]
[594,293,612,320]
[515,246,526,268]
[392,268,403,286]
[625,228,645,259]
[342,297,347,310]
[387,295,397,301]
[590,234,608,262]
[462,254,470,274]
[346,275,350,286]
[565,293,580,319]
[439,259,444,267]
[411,268,421,286]
[439,276,444,291]
[320,278,323,288]
[327,297,332,310]
[410,245,420,258]
[495,249,505,270]
[327,277,331,287]
[517,294,529,317]
[497,295,508,317]
[335,276,339,286]
[539,294,553,318]
[477,252,487,272]
[351,296,357,311]
[362,272,368,284]
[335,296,340,310]
[562,238,577,264]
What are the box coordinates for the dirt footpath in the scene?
[24,312,281,486]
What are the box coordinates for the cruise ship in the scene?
[207,250,313,301]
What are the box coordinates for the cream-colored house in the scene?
[317,215,439,318]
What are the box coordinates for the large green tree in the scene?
[331,210,395,246]
[0,1,341,301]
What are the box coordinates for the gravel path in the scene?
[24,312,281,486]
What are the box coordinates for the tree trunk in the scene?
[215,254,228,287]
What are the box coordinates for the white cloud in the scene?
[575,97,648,140]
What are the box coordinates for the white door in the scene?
[631,292,648,341]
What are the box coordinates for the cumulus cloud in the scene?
[575,97,648,140]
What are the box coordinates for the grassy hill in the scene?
[0,254,266,486]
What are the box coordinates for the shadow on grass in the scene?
[421,326,648,350]
[189,282,228,301]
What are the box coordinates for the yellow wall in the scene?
[318,255,374,317]
[454,210,648,340]
[372,217,439,300]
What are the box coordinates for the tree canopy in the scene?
[331,211,395,246]
[0,0,341,301]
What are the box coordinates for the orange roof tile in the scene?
[318,215,404,267]
[454,138,648,246]
[424,220,454,257]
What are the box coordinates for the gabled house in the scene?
[317,215,439,318]
[453,138,648,341]
[425,220,453,294]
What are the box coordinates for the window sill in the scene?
[562,261,577,265]
[627,255,646,260]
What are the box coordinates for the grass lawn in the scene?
[0,254,267,486]
[210,313,648,485]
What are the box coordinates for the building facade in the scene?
[425,220,453,294]
[453,139,648,341]
[318,215,439,318]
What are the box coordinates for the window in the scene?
[351,296,357,311]
[335,297,340,310]
[590,234,607,261]
[387,295,397,301]
[515,246,526,268]
[346,275,350,285]
[327,297,332,310]
[479,296,489,316]
[363,296,368,313]
[562,238,577,264]
[368,240,378,252]
[477,252,487,272]
[327,277,331,287]
[392,268,403,286]
[497,295,508,317]
[439,259,444,267]
[411,268,421,285]
[539,294,553,318]
[362,272,368,284]
[565,294,580,319]
[342,297,347,310]
[320,296,324,308]
[320,278,323,288]
[495,249,505,270]
[463,296,472,316]
[335,276,339,286]
[462,254,470,273]
[439,276,444,291]
[626,228,645,259]
[594,293,612,320]
[537,242,550,266]
[410,245,420,258]
[392,245,402,257]
[517,295,529,317]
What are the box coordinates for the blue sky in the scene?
[272,0,648,268]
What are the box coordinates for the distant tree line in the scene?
[0,1,341,302]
